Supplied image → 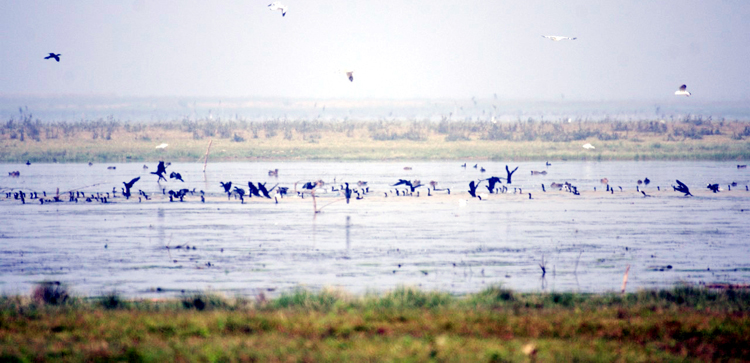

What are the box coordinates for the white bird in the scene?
[268,1,287,16]
[582,143,595,150]
[542,35,577,41]
[674,84,691,97]
[155,143,168,149]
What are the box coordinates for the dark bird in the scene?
[644,178,650,185]
[707,183,720,193]
[220,181,232,193]
[247,182,261,197]
[392,179,421,192]
[44,53,61,62]
[151,161,168,182]
[528,193,532,199]
[485,176,503,193]
[673,180,693,196]
[468,180,483,198]
[123,177,140,196]
[268,169,279,177]
[26,160,31,166]
[169,172,184,182]
[257,182,272,199]
[344,182,352,204]
[480,167,486,173]
[546,161,551,166]
[461,163,466,168]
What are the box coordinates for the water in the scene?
[1,161,749,297]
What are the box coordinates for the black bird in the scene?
[461,163,466,168]
[122,187,131,200]
[151,161,168,182]
[546,161,551,166]
[673,180,693,196]
[44,53,61,62]
[644,178,650,185]
[528,193,532,199]
[468,180,482,198]
[541,184,546,192]
[485,176,503,193]
[392,179,421,192]
[123,177,140,196]
[247,182,261,197]
[707,184,720,193]
[344,182,352,204]
[220,181,233,193]
[257,183,272,199]
[169,172,184,182]
[26,160,31,166]
[480,167,486,173]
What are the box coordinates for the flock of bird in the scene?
[4,161,748,207]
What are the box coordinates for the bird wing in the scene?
[675,180,688,189]
[392,179,408,186]
[129,177,140,186]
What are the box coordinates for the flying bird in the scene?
[155,143,169,149]
[582,143,595,150]
[220,181,233,194]
[268,1,287,16]
[542,35,577,41]
[169,172,184,182]
[673,180,693,196]
[151,161,168,182]
[44,53,61,62]
[340,70,354,82]
[675,85,691,97]
[123,177,140,196]
[392,179,421,193]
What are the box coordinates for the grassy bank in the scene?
[1,285,749,361]
[2,116,750,162]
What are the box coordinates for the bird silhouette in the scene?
[344,182,352,204]
[257,182,272,199]
[392,179,421,192]
[468,180,483,198]
[151,161,168,182]
[707,184,720,193]
[673,180,693,196]
[220,181,232,193]
[169,172,184,182]
[485,176,503,193]
[123,177,140,197]
[44,53,61,62]
[247,182,261,197]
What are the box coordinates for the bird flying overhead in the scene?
[268,1,287,16]
[542,35,576,41]
[675,85,691,97]
[44,53,61,62]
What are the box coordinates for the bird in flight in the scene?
[542,35,577,41]
[674,85,691,97]
[44,53,61,62]
[151,161,168,182]
[268,1,287,16]
[169,172,184,182]
[155,143,168,149]
[582,143,595,150]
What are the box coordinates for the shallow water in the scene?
[1,161,749,297]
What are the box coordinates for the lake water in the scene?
[1,161,749,298]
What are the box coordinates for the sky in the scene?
[1,0,749,102]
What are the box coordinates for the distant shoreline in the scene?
[1,118,749,163]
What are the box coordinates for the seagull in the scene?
[44,53,61,62]
[542,35,577,41]
[268,1,287,16]
[582,143,595,150]
[155,143,168,149]
[675,85,691,97]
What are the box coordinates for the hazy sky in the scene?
[1,1,749,101]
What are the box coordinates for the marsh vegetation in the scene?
[2,114,749,162]
[1,285,748,361]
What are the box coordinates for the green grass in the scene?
[1,285,748,361]
[2,117,750,162]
